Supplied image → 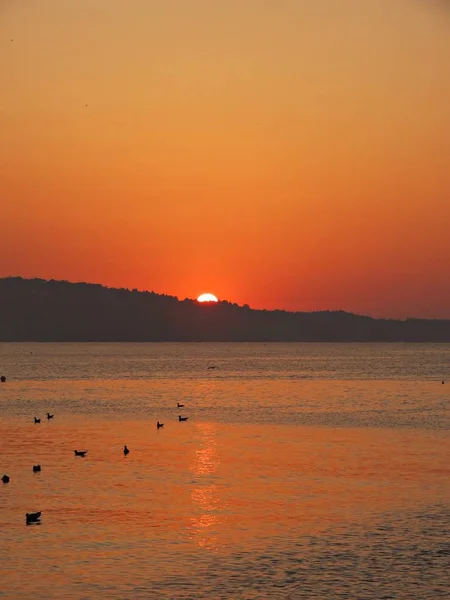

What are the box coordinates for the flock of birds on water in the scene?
[1,400,191,525]
[1,371,445,524]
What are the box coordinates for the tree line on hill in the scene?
[0,277,449,342]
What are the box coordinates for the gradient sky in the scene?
[1,0,449,318]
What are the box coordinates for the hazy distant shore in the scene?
[1,277,450,342]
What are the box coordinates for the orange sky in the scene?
[1,0,449,318]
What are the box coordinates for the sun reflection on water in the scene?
[188,423,225,552]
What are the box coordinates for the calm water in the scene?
[0,343,449,599]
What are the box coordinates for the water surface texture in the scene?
[0,343,449,599]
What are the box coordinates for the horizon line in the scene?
[0,275,448,323]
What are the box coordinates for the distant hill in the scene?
[0,277,449,342]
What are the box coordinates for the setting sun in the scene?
[197,293,219,303]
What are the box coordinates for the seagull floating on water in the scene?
[26,511,41,524]
[177,403,184,408]
[32,465,41,472]
[34,417,41,424]
[47,413,54,420]
[2,474,9,483]
[124,445,130,456]
[178,415,188,422]
[74,450,87,457]
[157,421,164,429]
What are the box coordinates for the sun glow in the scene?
[197,293,219,303]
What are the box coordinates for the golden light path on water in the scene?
[188,422,224,552]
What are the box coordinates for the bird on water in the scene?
[157,421,164,429]
[124,445,130,456]
[2,474,9,483]
[26,512,41,525]
[74,450,87,457]
[34,417,41,424]
[178,415,188,422]
[32,465,41,472]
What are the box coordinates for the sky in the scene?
[1,0,449,318]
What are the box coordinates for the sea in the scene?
[0,342,449,599]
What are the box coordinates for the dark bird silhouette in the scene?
[2,474,9,483]
[177,403,184,408]
[442,380,445,384]
[26,511,41,524]
[178,415,188,422]
[74,450,87,457]
[0,375,6,382]
[123,445,130,456]
[32,465,41,472]
[157,421,164,429]
[207,366,217,370]
[47,413,54,420]
[34,417,41,424]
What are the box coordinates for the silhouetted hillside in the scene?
[0,277,449,342]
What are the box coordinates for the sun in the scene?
[197,293,219,303]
